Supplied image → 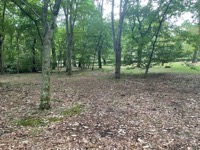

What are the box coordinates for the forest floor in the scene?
[0,70,199,149]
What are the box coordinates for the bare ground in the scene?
[0,70,199,149]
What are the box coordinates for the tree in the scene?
[0,0,6,74]
[111,0,129,79]
[40,0,61,110]
[144,0,173,76]
[190,0,200,63]
[126,0,154,68]
[63,0,79,75]
[95,0,104,69]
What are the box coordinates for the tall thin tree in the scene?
[0,0,6,74]
[111,0,129,79]
[40,0,62,110]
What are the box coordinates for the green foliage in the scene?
[5,51,41,73]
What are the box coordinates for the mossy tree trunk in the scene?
[40,0,61,110]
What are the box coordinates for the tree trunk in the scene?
[63,5,69,70]
[51,38,57,70]
[0,36,4,74]
[32,38,37,72]
[40,28,51,110]
[193,8,200,63]
[137,45,142,68]
[115,47,121,79]
[63,1,75,76]
[92,51,96,70]
[40,0,61,110]
[16,31,20,74]
[97,0,104,69]
[97,34,102,69]
[145,0,172,76]
[0,0,6,74]
[67,32,72,75]
[111,0,128,79]
[192,49,199,63]
[72,47,77,67]
[98,46,102,69]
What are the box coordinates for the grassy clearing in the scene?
[101,62,200,75]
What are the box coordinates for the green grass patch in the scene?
[61,104,83,117]
[120,62,200,75]
[16,116,62,127]
[17,117,46,127]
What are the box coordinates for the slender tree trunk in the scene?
[192,49,199,63]
[111,0,128,79]
[97,34,102,69]
[192,9,200,63]
[111,0,116,52]
[72,45,77,67]
[32,38,37,72]
[16,31,20,74]
[51,37,57,69]
[63,5,69,69]
[67,31,72,75]
[137,45,142,68]
[63,1,75,76]
[92,51,96,70]
[66,0,78,75]
[145,0,172,76]
[98,46,102,68]
[97,0,104,69]
[40,0,61,110]
[0,0,6,74]
[67,2,71,74]
[0,36,4,74]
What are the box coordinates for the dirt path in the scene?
[0,71,199,149]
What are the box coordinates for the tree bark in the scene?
[16,31,20,74]
[97,0,104,69]
[137,45,142,68]
[32,38,37,72]
[0,0,6,74]
[192,49,199,63]
[192,8,200,63]
[63,5,69,69]
[63,0,78,75]
[40,0,61,110]
[0,36,4,74]
[111,0,128,79]
[97,34,102,69]
[51,37,57,70]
